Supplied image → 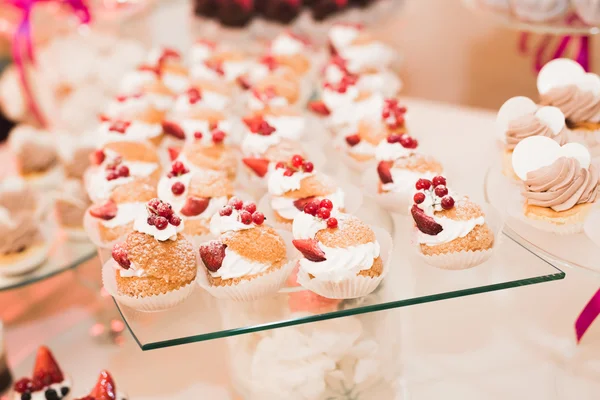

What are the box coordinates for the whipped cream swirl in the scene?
[210,208,255,236]
[540,84,600,124]
[505,113,568,150]
[267,168,314,196]
[416,216,485,246]
[524,157,600,212]
[209,247,271,279]
[242,132,281,156]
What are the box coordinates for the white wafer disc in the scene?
[537,58,584,95]
[534,106,565,135]
[496,96,537,137]
[576,72,600,97]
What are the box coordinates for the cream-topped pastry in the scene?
[162,109,234,144]
[171,86,230,115]
[375,133,443,196]
[266,154,344,224]
[110,198,196,298]
[265,32,313,78]
[87,179,156,247]
[105,91,171,121]
[85,142,160,202]
[342,98,407,163]
[157,161,233,237]
[247,70,300,111]
[75,370,128,400]
[200,199,287,288]
[190,45,253,84]
[410,176,494,256]
[292,203,384,298]
[96,118,163,147]
[327,23,395,73]
[537,58,600,151]
[244,106,305,141]
[12,346,72,400]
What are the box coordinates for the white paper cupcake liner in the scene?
[361,169,412,215]
[415,202,504,270]
[197,230,297,301]
[296,225,393,299]
[102,260,198,312]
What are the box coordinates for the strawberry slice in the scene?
[411,205,443,236]
[89,200,118,220]
[33,346,64,385]
[308,101,331,116]
[98,114,110,123]
[199,240,227,272]
[180,196,210,217]
[242,157,270,177]
[168,146,181,161]
[377,161,394,184]
[90,149,106,166]
[89,370,117,400]
[293,196,316,211]
[292,239,326,262]
[162,120,186,139]
[345,134,361,147]
[237,75,252,90]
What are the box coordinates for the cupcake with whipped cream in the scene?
[339,98,407,169]
[370,133,443,213]
[265,32,317,80]
[157,160,234,239]
[240,115,306,187]
[96,115,164,148]
[9,125,64,189]
[243,106,305,141]
[327,23,396,74]
[162,107,239,147]
[75,370,128,400]
[512,136,599,234]
[263,154,347,226]
[197,198,294,301]
[84,141,161,203]
[410,176,496,269]
[496,96,569,178]
[538,58,600,154]
[246,70,302,112]
[85,179,156,249]
[323,56,402,98]
[292,203,391,299]
[102,198,197,312]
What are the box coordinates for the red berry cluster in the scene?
[167,160,189,179]
[275,154,314,177]
[13,371,63,394]
[260,54,279,71]
[218,198,265,225]
[324,72,357,94]
[302,198,338,228]
[386,133,418,149]
[382,99,407,129]
[146,198,182,230]
[187,87,203,104]
[413,176,455,211]
[104,157,130,181]
[243,115,276,136]
[112,243,131,270]
[108,120,131,134]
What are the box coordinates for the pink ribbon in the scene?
[4,0,91,126]
[518,13,590,72]
[576,288,600,343]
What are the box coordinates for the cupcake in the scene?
[12,346,72,400]
[265,32,317,79]
[247,70,301,111]
[537,58,600,153]
[410,176,495,269]
[75,370,128,400]
[84,141,161,202]
[373,133,443,213]
[292,205,388,299]
[198,198,293,300]
[240,116,306,183]
[327,23,396,73]
[265,154,345,225]
[8,125,63,189]
[157,161,234,238]
[85,179,157,249]
[496,96,569,178]
[55,179,91,240]
[323,56,402,98]
[509,0,569,22]
[170,86,231,117]
[243,106,305,141]
[103,198,197,312]
[512,135,599,234]
[340,98,407,167]
[162,108,236,145]
[176,129,238,180]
